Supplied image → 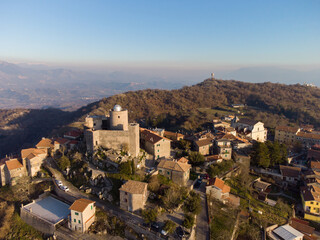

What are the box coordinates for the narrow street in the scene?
[46,158,165,240]
[194,182,210,240]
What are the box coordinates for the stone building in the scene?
[85,105,140,157]
[0,157,27,186]
[69,198,96,233]
[157,159,191,186]
[21,148,47,177]
[119,180,148,212]
[194,138,213,156]
[275,126,300,145]
[140,128,171,159]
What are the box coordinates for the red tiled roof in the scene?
[54,137,69,145]
[36,138,54,149]
[21,148,47,159]
[208,177,230,193]
[69,198,95,212]
[5,159,23,171]
[289,218,314,235]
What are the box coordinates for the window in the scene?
[74,219,76,222]
[75,212,79,215]
[311,202,314,205]
[159,169,162,173]
[158,150,159,152]
[91,205,93,210]
[118,116,120,118]
[78,220,81,224]
[125,199,127,202]
[167,171,170,175]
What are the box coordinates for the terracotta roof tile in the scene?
[208,177,230,193]
[195,138,213,147]
[297,132,320,140]
[310,161,320,170]
[289,218,314,235]
[5,159,23,171]
[36,138,54,149]
[275,126,300,133]
[280,165,301,178]
[158,159,191,172]
[69,198,95,212]
[141,129,164,144]
[119,180,148,194]
[21,148,47,159]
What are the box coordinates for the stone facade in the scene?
[140,129,171,159]
[21,148,47,177]
[119,180,148,212]
[85,105,140,157]
[157,159,191,186]
[275,126,300,145]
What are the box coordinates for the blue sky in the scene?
[0,0,319,71]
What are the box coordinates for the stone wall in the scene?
[20,206,55,235]
[86,123,140,157]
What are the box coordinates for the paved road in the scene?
[194,182,210,240]
[46,158,165,240]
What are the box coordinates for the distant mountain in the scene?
[216,66,320,86]
[0,61,187,110]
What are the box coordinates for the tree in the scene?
[183,214,195,229]
[182,191,201,215]
[163,220,176,234]
[251,142,270,168]
[57,155,70,171]
[162,186,188,211]
[188,151,205,166]
[207,160,233,178]
[141,208,157,223]
[119,161,133,175]
[178,139,191,151]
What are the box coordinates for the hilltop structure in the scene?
[85,105,140,157]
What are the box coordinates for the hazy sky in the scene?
[1,1,319,71]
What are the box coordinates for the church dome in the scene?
[113,104,122,112]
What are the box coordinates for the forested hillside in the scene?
[77,79,320,130]
[1,78,320,158]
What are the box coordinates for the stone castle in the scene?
[84,105,140,157]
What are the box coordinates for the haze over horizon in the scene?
[1,1,319,85]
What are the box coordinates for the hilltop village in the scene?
[1,104,320,240]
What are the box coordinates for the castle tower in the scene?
[109,104,129,131]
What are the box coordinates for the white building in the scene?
[231,117,267,142]
[69,198,95,233]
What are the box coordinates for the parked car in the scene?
[161,229,168,236]
[194,178,202,188]
[151,222,160,232]
[55,180,63,186]
[61,186,69,192]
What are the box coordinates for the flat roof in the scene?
[23,196,70,225]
